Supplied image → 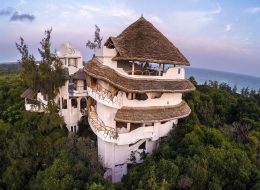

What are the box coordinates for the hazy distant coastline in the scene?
[1,62,259,91]
[186,67,260,91]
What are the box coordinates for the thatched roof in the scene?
[21,88,37,100]
[71,69,85,80]
[104,16,189,65]
[84,59,195,93]
[115,101,191,123]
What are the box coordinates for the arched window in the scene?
[80,98,87,109]
[62,98,67,109]
[71,98,77,108]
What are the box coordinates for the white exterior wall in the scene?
[92,100,177,182]
[57,42,84,75]
[122,92,182,107]
[96,102,117,128]
[89,45,188,182]
[87,86,182,109]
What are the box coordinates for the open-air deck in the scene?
[85,59,195,93]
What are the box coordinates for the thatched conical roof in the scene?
[104,16,189,65]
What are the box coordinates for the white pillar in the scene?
[132,62,135,75]
[127,123,130,131]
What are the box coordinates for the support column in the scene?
[127,123,130,132]
[162,64,165,75]
[132,62,135,75]
[158,64,161,76]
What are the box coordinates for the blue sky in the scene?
[0,0,260,77]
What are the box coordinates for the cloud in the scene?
[148,15,163,24]
[109,7,137,19]
[79,5,102,17]
[17,0,27,6]
[172,3,222,30]
[245,7,260,14]
[10,12,35,22]
[0,7,13,16]
[225,24,231,32]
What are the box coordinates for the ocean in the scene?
[185,67,260,92]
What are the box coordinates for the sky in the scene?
[0,0,260,77]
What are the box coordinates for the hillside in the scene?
[0,63,20,74]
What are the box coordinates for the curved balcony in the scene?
[88,110,118,143]
[87,85,123,109]
[88,109,176,145]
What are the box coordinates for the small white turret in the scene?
[57,42,83,75]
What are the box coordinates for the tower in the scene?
[21,43,88,133]
[84,17,195,182]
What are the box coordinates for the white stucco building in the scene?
[84,16,195,182]
[21,42,87,133]
[21,16,195,182]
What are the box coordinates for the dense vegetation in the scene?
[122,79,260,189]
[0,72,115,190]
[1,66,259,189]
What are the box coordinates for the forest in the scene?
[0,65,260,189]
[0,31,260,190]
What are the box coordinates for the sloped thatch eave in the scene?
[20,88,37,100]
[115,101,191,123]
[84,59,195,93]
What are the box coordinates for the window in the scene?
[57,98,61,109]
[130,123,142,131]
[60,58,66,65]
[135,93,148,100]
[138,141,146,149]
[80,98,87,109]
[71,126,73,132]
[160,121,168,124]
[178,68,181,74]
[71,98,77,108]
[62,98,67,109]
[145,123,154,127]
[116,122,127,129]
[84,80,87,90]
[68,58,78,67]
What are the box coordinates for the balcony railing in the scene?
[87,84,123,107]
[88,109,118,139]
[125,69,160,76]
[68,83,87,96]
